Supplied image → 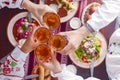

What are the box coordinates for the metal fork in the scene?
[27,11,32,23]
[21,74,39,80]
[90,58,94,77]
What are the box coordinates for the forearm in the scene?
[0,46,29,79]
[87,0,120,31]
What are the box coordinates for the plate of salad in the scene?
[69,32,107,68]
[7,12,40,47]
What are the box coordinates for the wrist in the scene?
[22,0,35,11]
[52,66,62,74]
[77,26,90,36]
[20,45,31,53]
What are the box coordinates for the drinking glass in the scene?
[34,27,51,43]
[49,35,67,51]
[43,12,60,30]
[34,44,52,61]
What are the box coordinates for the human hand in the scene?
[22,0,56,28]
[31,4,56,26]
[56,26,90,55]
[20,27,40,53]
[38,51,62,74]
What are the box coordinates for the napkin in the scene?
[85,77,100,80]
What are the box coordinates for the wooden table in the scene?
[0,0,116,79]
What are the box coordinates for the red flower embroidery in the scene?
[113,42,116,45]
[3,59,10,67]
[3,67,11,74]
[16,67,20,72]
[12,0,17,3]
[2,1,9,5]
[110,52,112,54]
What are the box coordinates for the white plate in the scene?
[7,12,40,47]
[39,0,79,23]
[81,2,100,25]
[68,32,107,69]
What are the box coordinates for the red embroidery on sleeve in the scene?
[3,67,11,74]
[10,54,18,62]
[2,1,9,5]
[3,60,10,67]
[16,67,20,72]
[12,0,17,3]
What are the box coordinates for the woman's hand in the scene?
[57,26,90,55]
[38,51,62,74]
[20,27,40,53]
[31,4,56,25]
[22,0,56,27]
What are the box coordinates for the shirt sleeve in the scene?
[87,0,120,32]
[51,64,84,80]
[106,29,120,80]
[0,46,29,80]
[50,64,101,80]
[0,0,24,9]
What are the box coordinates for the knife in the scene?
[22,74,39,80]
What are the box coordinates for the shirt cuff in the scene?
[10,46,29,61]
[84,23,95,33]
[50,64,74,77]
[84,23,99,34]
[50,64,64,78]
[15,0,24,9]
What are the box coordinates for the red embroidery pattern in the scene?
[2,1,9,5]
[3,59,11,74]
[12,0,17,3]
[0,58,21,75]
[1,0,18,7]
[3,67,11,74]
[16,67,20,72]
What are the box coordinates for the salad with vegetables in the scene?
[74,34,101,63]
[13,17,39,42]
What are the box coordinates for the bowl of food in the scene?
[39,0,79,23]
[7,12,40,47]
[69,32,107,68]
[81,2,101,24]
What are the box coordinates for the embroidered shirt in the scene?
[0,0,24,9]
[0,46,29,80]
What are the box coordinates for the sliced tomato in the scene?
[81,56,89,63]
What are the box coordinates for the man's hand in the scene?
[20,27,40,53]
